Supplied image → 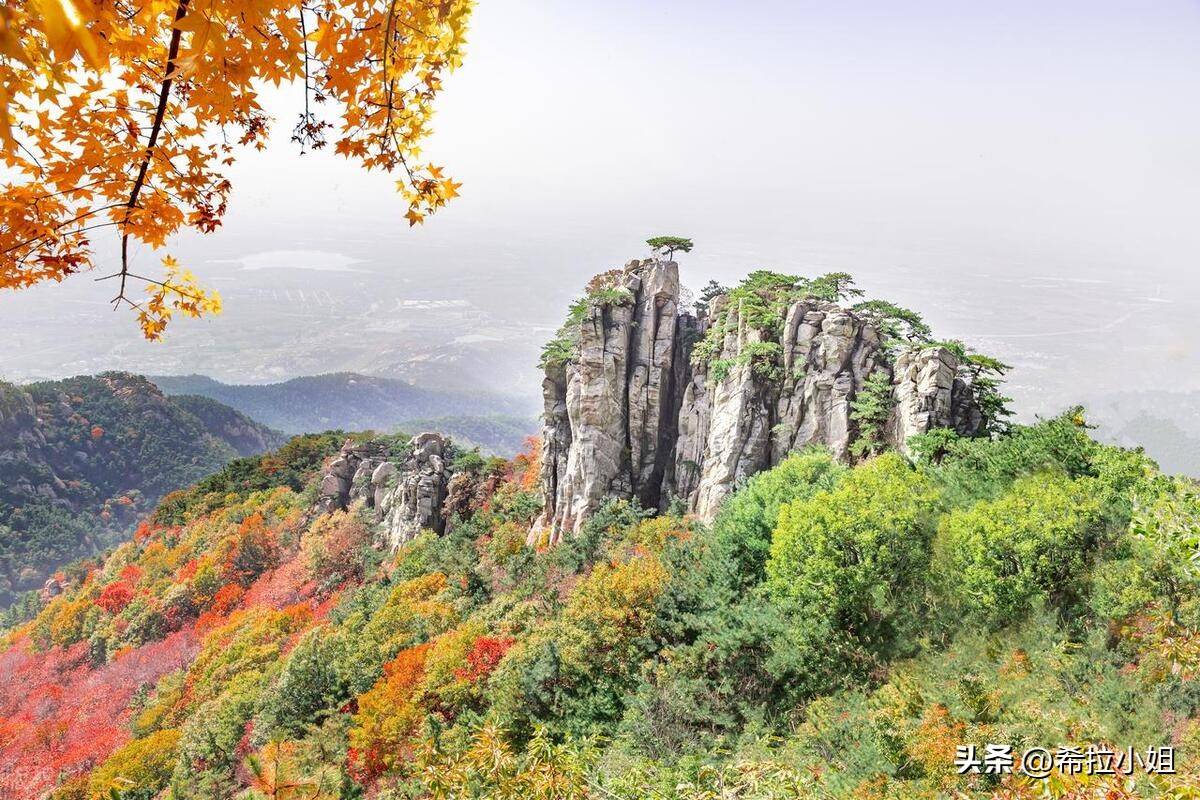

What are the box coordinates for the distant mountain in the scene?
[1089,390,1200,477]
[149,372,538,437]
[0,373,284,605]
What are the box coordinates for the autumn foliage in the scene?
[0,0,472,337]
[3,414,1200,799]
[349,642,431,780]
[95,580,135,614]
[454,635,513,682]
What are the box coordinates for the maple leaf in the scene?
[0,0,474,338]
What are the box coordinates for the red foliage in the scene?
[241,556,314,611]
[237,720,255,758]
[90,425,104,440]
[95,581,134,614]
[118,564,142,584]
[0,628,199,799]
[196,583,247,631]
[346,746,372,785]
[223,513,281,587]
[455,636,514,682]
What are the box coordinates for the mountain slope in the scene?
[150,372,537,436]
[2,412,1197,800]
[169,394,288,456]
[0,373,283,605]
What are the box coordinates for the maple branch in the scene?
[17,140,45,174]
[292,6,328,153]
[300,9,312,121]
[115,0,191,308]
[95,269,204,301]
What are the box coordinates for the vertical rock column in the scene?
[888,346,984,453]
[626,260,680,508]
[772,303,884,463]
[660,313,706,506]
[533,362,572,542]
[686,297,776,520]
[539,270,640,539]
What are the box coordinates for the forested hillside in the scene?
[0,374,285,607]
[2,410,1197,799]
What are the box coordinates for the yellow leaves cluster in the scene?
[137,255,223,340]
[1,0,473,337]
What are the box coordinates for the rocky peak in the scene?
[376,432,452,548]
[313,432,459,549]
[535,260,988,539]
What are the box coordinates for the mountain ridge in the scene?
[0,372,285,605]
[149,372,537,442]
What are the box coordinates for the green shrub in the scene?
[933,473,1106,626]
[708,449,846,589]
[766,453,938,659]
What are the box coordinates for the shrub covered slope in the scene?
[0,373,285,608]
[1,411,1199,799]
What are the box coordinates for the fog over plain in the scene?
[3,0,1199,464]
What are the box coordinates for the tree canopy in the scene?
[0,0,472,338]
[646,235,694,259]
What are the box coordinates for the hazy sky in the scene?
[3,0,1200,417]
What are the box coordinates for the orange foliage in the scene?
[512,435,543,492]
[89,426,104,440]
[133,521,155,543]
[195,583,246,630]
[0,0,472,337]
[909,704,966,786]
[349,643,432,780]
[175,559,199,582]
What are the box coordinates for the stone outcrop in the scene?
[888,346,985,453]
[313,433,455,548]
[535,259,986,538]
[377,433,451,548]
[314,439,386,514]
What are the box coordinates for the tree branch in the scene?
[115,0,191,308]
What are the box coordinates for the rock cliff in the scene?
[535,259,987,539]
[313,432,460,550]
